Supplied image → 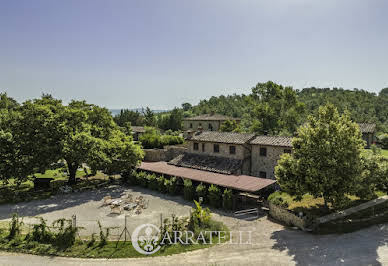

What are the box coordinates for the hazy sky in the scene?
[1,0,387,109]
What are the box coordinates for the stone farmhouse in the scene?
[138,119,376,196]
[178,131,292,180]
[183,114,241,132]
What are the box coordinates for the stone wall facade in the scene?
[251,145,291,179]
[269,202,307,230]
[144,146,187,162]
[183,120,222,132]
[187,140,251,175]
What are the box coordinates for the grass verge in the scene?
[0,225,229,258]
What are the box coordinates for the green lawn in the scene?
[382,149,388,158]
[0,237,226,259]
[269,191,387,218]
[0,168,110,205]
[363,148,388,159]
[0,221,229,258]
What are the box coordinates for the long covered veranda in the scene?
[138,161,276,210]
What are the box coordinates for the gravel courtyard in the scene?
[0,185,197,236]
[0,185,387,265]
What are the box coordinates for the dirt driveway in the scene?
[0,185,387,266]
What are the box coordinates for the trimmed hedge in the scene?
[164,177,177,195]
[196,183,207,203]
[157,175,166,193]
[222,189,233,210]
[129,171,235,211]
[183,179,194,201]
[208,185,221,208]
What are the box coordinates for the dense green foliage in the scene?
[267,191,289,208]
[195,183,207,203]
[157,108,183,131]
[378,133,388,149]
[181,82,388,134]
[222,189,233,210]
[275,104,365,209]
[0,94,144,185]
[298,87,388,133]
[207,185,221,208]
[219,120,242,132]
[130,171,233,210]
[113,109,144,127]
[139,127,184,149]
[183,179,194,201]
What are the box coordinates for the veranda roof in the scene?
[138,161,276,192]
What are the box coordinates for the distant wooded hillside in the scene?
[183,84,388,133]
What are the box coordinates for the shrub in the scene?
[378,133,388,149]
[161,135,184,146]
[147,173,159,191]
[157,175,166,193]
[52,218,77,249]
[222,189,233,210]
[139,127,184,149]
[268,191,289,208]
[137,171,148,187]
[7,214,23,240]
[188,200,212,233]
[208,185,221,208]
[87,233,96,248]
[97,221,110,247]
[139,128,163,149]
[28,217,53,243]
[183,179,194,201]
[164,177,177,195]
[122,170,135,185]
[195,183,207,203]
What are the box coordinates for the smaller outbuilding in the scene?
[358,123,376,148]
[183,114,241,132]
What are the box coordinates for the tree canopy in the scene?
[275,104,365,209]
[0,96,144,185]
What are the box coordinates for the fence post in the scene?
[72,215,76,229]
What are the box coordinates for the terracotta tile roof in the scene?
[183,114,241,121]
[131,126,146,133]
[250,135,293,147]
[138,161,276,192]
[168,153,242,175]
[188,131,256,144]
[358,123,376,133]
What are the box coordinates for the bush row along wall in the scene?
[128,170,234,211]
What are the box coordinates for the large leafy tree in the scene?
[144,107,156,127]
[0,93,19,110]
[249,81,305,135]
[0,95,63,184]
[61,101,143,184]
[113,109,144,127]
[275,104,365,209]
[157,108,183,131]
[0,96,143,185]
